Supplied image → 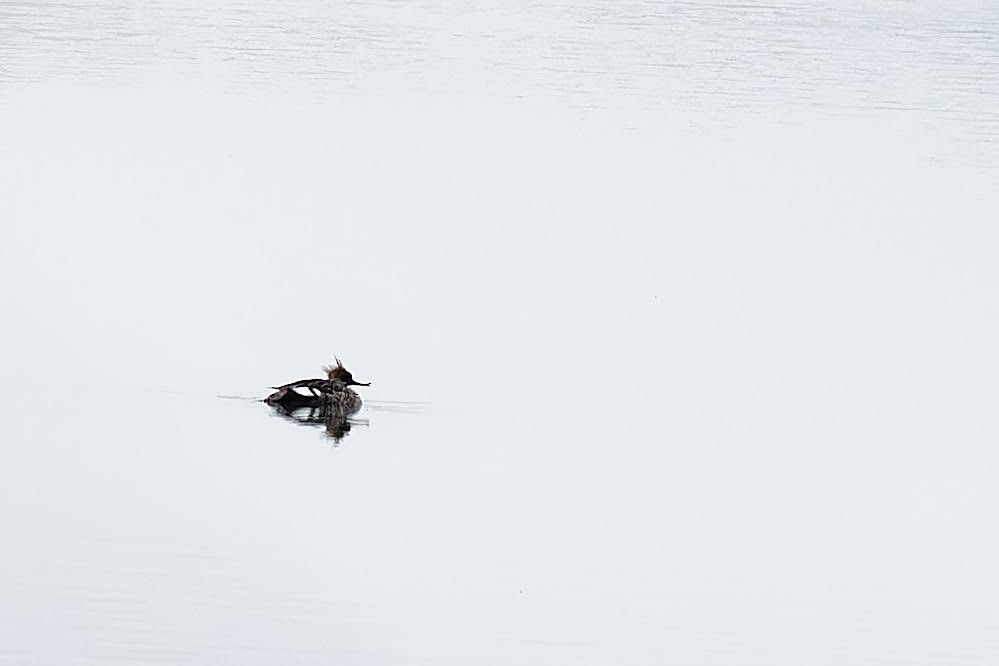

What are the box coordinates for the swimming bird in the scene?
[266,357,370,416]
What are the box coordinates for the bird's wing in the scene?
[270,377,323,390]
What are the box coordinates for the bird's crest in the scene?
[323,356,347,380]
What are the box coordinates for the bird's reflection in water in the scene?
[268,403,368,444]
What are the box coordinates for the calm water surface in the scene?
[1,1,998,664]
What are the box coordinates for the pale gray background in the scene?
[1,1,997,663]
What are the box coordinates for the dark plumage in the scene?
[265,357,370,416]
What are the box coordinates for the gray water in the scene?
[2,2,998,664]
